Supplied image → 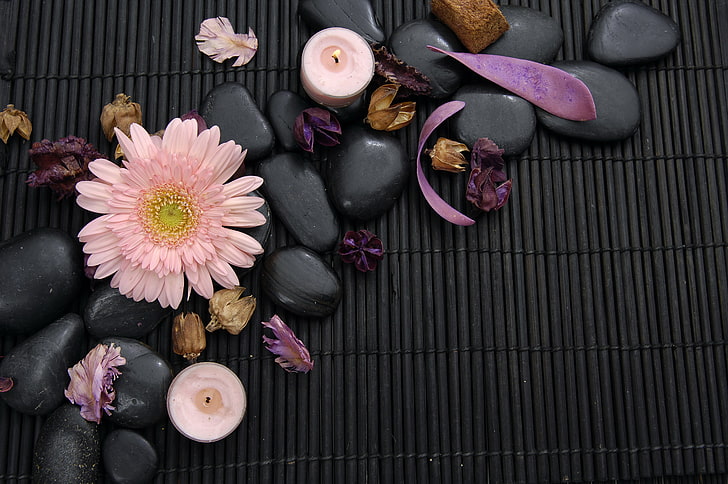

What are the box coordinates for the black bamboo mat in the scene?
[1,0,727,483]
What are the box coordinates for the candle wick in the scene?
[332,49,341,64]
[205,396,211,405]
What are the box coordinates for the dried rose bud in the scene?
[372,44,432,97]
[172,312,207,363]
[466,137,512,211]
[26,135,106,200]
[293,107,342,152]
[207,286,256,335]
[426,137,469,173]
[262,315,313,373]
[365,83,416,132]
[0,104,32,143]
[338,229,384,272]
[100,93,143,141]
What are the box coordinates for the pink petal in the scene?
[206,258,239,288]
[221,175,264,197]
[195,17,258,66]
[221,209,267,228]
[186,265,214,299]
[224,228,264,255]
[162,271,185,309]
[162,118,198,156]
[88,159,123,185]
[115,129,139,161]
[78,215,113,240]
[128,124,158,161]
[76,181,113,214]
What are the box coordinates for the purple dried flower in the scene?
[338,229,384,272]
[26,135,107,200]
[0,375,12,392]
[181,109,208,134]
[466,138,512,212]
[293,108,342,153]
[262,315,313,373]
[65,343,126,424]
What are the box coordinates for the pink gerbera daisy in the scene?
[76,118,266,309]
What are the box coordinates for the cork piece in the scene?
[431,0,510,53]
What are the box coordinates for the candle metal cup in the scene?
[300,27,375,108]
[166,362,247,443]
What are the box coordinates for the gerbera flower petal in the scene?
[206,258,239,288]
[162,118,198,157]
[221,209,267,228]
[187,265,214,300]
[88,158,123,185]
[224,228,264,255]
[207,143,245,186]
[76,181,113,213]
[127,123,158,161]
[78,215,114,239]
[221,175,264,198]
[115,129,139,161]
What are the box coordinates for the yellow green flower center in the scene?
[138,184,200,246]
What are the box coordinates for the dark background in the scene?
[1,0,727,483]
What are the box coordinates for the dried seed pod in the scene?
[426,137,469,173]
[100,93,143,141]
[0,104,32,143]
[207,287,256,335]
[172,312,207,363]
[365,84,416,132]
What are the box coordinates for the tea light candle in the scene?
[166,362,247,443]
[300,27,375,108]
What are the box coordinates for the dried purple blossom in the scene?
[262,315,313,373]
[181,109,208,134]
[466,137,512,212]
[26,136,107,200]
[0,372,12,393]
[338,229,384,272]
[65,343,126,424]
[372,43,432,97]
[293,108,342,153]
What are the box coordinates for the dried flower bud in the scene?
[100,93,143,141]
[294,108,342,152]
[0,104,32,144]
[172,312,207,363]
[365,84,416,132]
[0,376,13,392]
[426,137,469,173]
[466,137,512,211]
[207,287,256,335]
[262,315,313,373]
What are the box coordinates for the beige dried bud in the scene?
[426,137,470,173]
[172,312,207,363]
[207,287,256,335]
[100,93,143,141]
[0,104,32,144]
[365,83,416,132]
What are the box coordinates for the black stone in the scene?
[536,61,641,142]
[0,228,84,335]
[257,153,340,252]
[327,94,368,124]
[298,0,385,44]
[267,90,312,152]
[451,84,536,156]
[100,337,173,429]
[0,314,84,416]
[587,1,680,66]
[103,429,158,484]
[326,125,408,220]
[84,283,171,339]
[481,6,563,63]
[199,83,275,163]
[261,246,342,318]
[32,403,102,484]
[389,18,466,99]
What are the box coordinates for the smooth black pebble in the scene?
[0,313,84,415]
[267,90,311,152]
[100,337,173,429]
[32,403,102,484]
[481,6,563,63]
[261,246,342,318]
[587,0,680,66]
[0,228,84,335]
[199,82,275,163]
[536,61,641,142]
[389,18,466,99]
[298,0,385,43]
[103,429,158,484]
[452,84,536,156]
[326,125,408,221]
[84,283,171,339]
[257,153,340,252]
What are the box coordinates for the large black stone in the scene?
[536,61,641,142]
[199,83,275,163]
[452,84,536,156]
[261,246,342,318]
[100,337,173,429]
[84,283,171,339]
[103,429,158,484]
[326,125,408,221]
[267,90,311,152]
[587,1,680,66]
[298,0,386,43]
[481,6,563,63]
[257,153,340,253]
[0,228,84,335]
[389,18,466,99]
[0,314,84,415]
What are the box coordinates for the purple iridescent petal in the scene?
[262,315,313,373]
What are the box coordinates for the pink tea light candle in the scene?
[300,27,375,108]
[166,362,247,443]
